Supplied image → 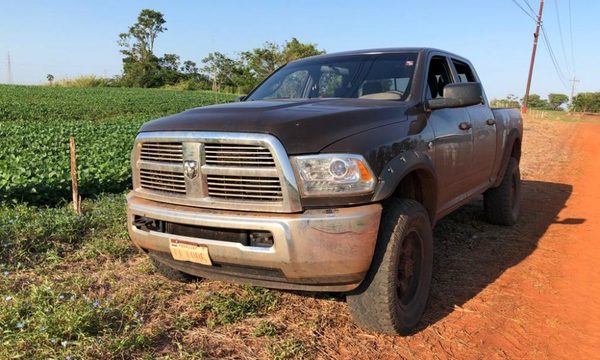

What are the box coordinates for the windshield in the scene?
[247,53,418,101]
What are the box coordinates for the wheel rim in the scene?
[397,229,422,306]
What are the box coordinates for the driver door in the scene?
[426,56,475,211]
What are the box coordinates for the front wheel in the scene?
[347,198,433,335]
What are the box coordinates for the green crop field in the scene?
[0,85,234,205]
[0,85,293,359]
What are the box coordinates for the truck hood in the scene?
[139,99,411,154]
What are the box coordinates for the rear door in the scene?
[450,59,497,189]
[426,55,475,211]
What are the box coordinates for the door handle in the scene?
[459,122,472,130]
[486,119,496,126]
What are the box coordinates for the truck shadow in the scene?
[420,179,579,330]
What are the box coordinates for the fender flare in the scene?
[493,130,521,188]
[372,151,438,222]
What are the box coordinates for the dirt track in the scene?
[291,116,600,359]
[350,116,600,359]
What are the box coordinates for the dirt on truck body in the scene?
[127,48,523,334]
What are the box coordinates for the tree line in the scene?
[116,9,323,93]
[491,92,600,113]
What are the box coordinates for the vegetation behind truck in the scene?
[127,48,523,334]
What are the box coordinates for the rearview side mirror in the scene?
[426,82,483,111]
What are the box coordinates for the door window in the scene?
[452,60,476,83]
[426,57,453,99]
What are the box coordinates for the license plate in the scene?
[169,239,212,266]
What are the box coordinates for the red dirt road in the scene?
[326,117,600,359]
[423,118,600,359]
[530,120,600,359]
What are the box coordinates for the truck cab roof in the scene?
[289,47,468,64]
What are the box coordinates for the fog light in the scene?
[133,216,164,232]
[249,231,274,247]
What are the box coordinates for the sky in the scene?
[1,0,598,100]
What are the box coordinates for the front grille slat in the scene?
[205,144,275,167]
[139,168,186,194]
[206,175,283,202]
[140,142,183,163]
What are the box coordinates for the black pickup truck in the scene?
[127,48,523,334]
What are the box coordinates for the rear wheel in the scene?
[484,157,521,226]
[347,198,433,335]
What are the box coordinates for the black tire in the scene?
[148,253,198,283]
[347,198,433,335]
[484,157,521,226]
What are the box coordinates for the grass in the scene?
[0,193,129,270]
[525,109,600,123]
[269,339,307,360]
[198,286,279,328]
[0,273,150,359]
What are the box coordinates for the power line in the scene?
[540,24,569,88]
[510,0,537,21]
[568,0,576,75]
[553,0,572,75]
[522,0,537,15]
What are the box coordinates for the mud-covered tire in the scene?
[484,157,521,226]
[148,254,198,283]
[347,198,433,335]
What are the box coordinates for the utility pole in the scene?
[569,77,579,111]
[7,52,13,84]
[521,0,545,114]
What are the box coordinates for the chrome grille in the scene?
[205,144,275,167]
[140,142,183,163]
[139,169,186,194]
[207,175,283,201]
[132,132,302,213]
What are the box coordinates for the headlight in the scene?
[292,154,376,196]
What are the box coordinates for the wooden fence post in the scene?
[69,136,81,215]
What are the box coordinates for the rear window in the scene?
[452,60,476,83]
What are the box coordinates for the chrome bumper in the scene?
[127,193,382,292]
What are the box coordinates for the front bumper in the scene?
[127,193,382,292]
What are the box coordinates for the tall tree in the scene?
[572,93,600,113]
[282,37,324,62]
[181,60,199,78]
[523,94,550,110]
[158,53,182,85]
[237,38,325,92]
[548,93,569,111]
[202,52,237,91]
[240,42,283,81]
[118,9,167,87]
[118,9,166,60]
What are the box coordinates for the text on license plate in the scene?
[169,239,212,266]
